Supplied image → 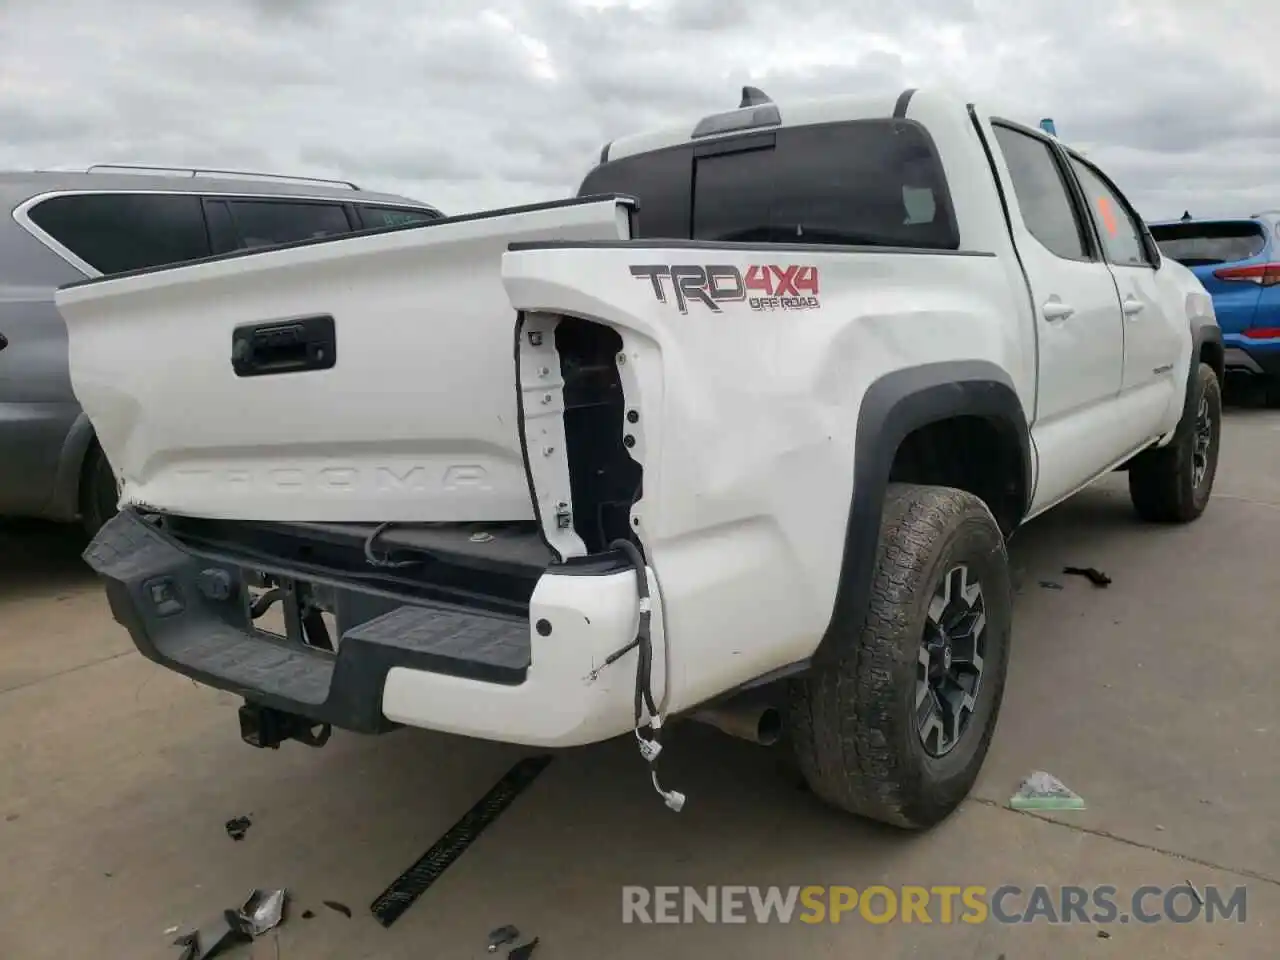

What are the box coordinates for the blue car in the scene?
[1149,212,1280,400]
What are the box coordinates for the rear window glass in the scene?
[1148,221,1266,265]
[28,193,211,274]
[580,118,960,250]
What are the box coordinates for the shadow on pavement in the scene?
[0,519,96,603]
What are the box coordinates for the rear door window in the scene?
[222,199,354,250]
[990,125,1088,261]
[355,205,440,229]
[27,192,211,274]
[580,118,960,250]
[1147,221,1267,266]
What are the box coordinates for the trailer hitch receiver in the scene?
[238,702,332,749]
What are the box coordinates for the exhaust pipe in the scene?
[691,702,783,746]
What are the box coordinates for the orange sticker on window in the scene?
[1097,196,1118,236]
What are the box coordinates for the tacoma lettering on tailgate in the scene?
[630,264,820,314]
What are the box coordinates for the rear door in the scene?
[1147,219,1267,336]
[986,122,1135,510]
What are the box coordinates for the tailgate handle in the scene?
[232,315,336,377]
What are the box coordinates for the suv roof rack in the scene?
[84,164,360,190]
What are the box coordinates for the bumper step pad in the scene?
[84,511,532,733]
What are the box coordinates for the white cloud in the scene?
[0,0,1275,218]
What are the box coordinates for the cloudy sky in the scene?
[0,0,1275,220]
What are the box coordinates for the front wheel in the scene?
[788,483,1013,829]
[1128,362,1222,523]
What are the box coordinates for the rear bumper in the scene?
[85,511,664,747]
[1223,338,1280,378]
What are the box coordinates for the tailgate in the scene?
[54,196,633,523]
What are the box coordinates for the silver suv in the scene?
[0,165,442,534]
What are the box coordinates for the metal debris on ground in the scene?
[1038,580,1064,590]
[488,925,521,952]
[240,888,288,937]
[508,937,540,959]
[1009,771,1085,811]
[1097,929,1111,939]
[1062,566,1111,587]
[224,815,253,841]
[172,911,250,960]
[171,889,288,959]
[322,900,353,918]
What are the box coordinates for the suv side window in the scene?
[221,199,353,250]
[356,205,439,229]
[1068,158,1150,268]
[991,125,1088,261]
[27,192,211,274]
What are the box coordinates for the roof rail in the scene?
[84,164,360,190]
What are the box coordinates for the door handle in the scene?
[1122,297,1144,317]
[232,315,336,377]
[1042,299,1075,321]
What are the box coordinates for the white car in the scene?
[57,87,1222,829]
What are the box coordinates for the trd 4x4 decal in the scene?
[630,264,820,314]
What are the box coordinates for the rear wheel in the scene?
[80,441,120,538]
[1128,363,1221,523]
[788,483,1013,829]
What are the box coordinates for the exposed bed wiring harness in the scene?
[592,538,685,812]
[362,522,424,569]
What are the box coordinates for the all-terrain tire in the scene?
[788,483,1013,829]
[1128,363,1221,523]
[79,440,120,538]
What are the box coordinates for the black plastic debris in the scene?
[1038,580,1064,590]
[301,910,315,920]
[488,925,521,953]
[509,938,540,959]
[370,755,553,928]
[323,900,353,918]
[224,815,252,841]
[1097,929,1112,939]
[1063,566,1111,587]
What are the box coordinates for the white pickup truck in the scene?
[57,87,1222,829]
